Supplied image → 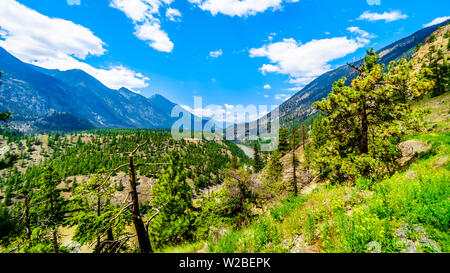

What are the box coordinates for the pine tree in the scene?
[291,127,298,195]
[150,154,193,248]
[422,45,449,97]
[301,123,306,151]
[222,169,255,227]
[69,173,129,253]
[253,143,264,173]
[31,164,67,253]
[312,49,433,182]
[266,151,283,185]
[278,128,290,154]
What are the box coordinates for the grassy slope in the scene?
[160,91,449,254]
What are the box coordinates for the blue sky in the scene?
[0,0,449,121]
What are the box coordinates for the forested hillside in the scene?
[0,128,249,253]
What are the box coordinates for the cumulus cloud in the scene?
[134,22,174,52]
[263,84,272,89]
[188,0,300,17]
[0,0,148,90]
[358,10,408,23]
[208,49,223,58]
[423,16,450,28]
[347,26,376,44]
[109,0,178,52]
[249,29,372,89]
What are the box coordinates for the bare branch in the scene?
[8,246,19,253]
[130,140,150,157]
[98,202,132,235]
[134,163,170,168]
[145,207,161,232]
[99,163,129,187]
[347,62,364,75]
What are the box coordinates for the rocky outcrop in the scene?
[397,140,432,168]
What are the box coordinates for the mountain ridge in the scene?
[0,48,186,132]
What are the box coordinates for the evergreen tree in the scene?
[312,49,433,183]
[69,173,130,253]
[278,128,290,154]
[253,143,264,173]
[150,154,193,248]
[422,45,449,97]
[266,151,283,185]
[301,123,307,150]
[291,127,298,195]
[222,169,255,227]
[31,164,67,253]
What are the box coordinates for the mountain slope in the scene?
[0,48,184,132]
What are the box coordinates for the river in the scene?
[236,144,254,159]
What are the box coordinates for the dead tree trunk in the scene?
[24,193,31,241]
[103,141,167,253]
[128,155,152,253]
[291,127,298,196]
[94,192,102,252]
[360,106,369,155]
[301,123,306,151]
[52,227,59,254]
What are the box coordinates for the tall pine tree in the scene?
[312,49,433,182]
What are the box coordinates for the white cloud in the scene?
[0,0,148,90]
[208,49,223,58]
[288,76,316,86]
[347,26,376,44]
[264,94,270,98]
[263,84,272,89]
[166,8,182,21]
[347,26,375,38]
[358,10,408,23]
[284,86,303,92]
[275,94,291,101]
[249,30,371,88]
[366,0,380,5]
[135,22,174,52]
[423,16,450,28]
[109,0,178,52]
[188,0,300,17]
[110,0,151,22]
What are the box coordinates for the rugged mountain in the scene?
[233,20,449,139]
[0,47,185,132]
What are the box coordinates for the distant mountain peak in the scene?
[0,47,184,132]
